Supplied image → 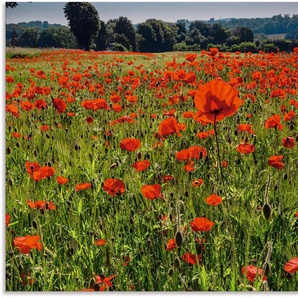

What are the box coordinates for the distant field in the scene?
[267,33,287,40]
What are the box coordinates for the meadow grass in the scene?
[5,48,298,291]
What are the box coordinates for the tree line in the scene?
[6,2,298,53]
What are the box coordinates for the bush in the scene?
[229,42,258,53]
[112,43,128,52]
[262,43,279,53]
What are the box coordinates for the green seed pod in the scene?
[175,230,184,247]
[263,203,272,220]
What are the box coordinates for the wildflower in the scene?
[205,194,222,206]
[284,257,298,274]
[166,238,177,251]
[132,160,151,172]
[158,117,185,138]
[75,182,91,192]
[103,178,125,196]
[194,79,243,123]
[264,114,283,130]
[242,265,267,283]
[282,137,295,149]
[53,97,67,114]
[27,200,56,210]
[190,217,214,232]
[182,252,201,265]
[192,179,204,187]
[236,143,255,154]
[120,138,141,152]
[94,239,107,246]
[56,176,69,184]
[268,155,285,170]
[141,184,162,200]
[6,214,11,226]
[13,235,43,254]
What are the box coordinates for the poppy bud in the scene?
[234,130,238,136]
[290,124,294,130]
[16,142,20,148]
[6,147,11,154]
[168,267,174,276]
[263,203,272,220]
[185,190,189,197]
[175,230,184,247]
[75,144,80,151]
[174,257,181,269]
[263,262,271,276]
[110,163,117,170]
[283,173,288,180]
[8,178,14,187]
[274,184,278,191]
[137,152,142,159]
[32,220,38,229]
[34,150,38,157]
[46,133,50,139]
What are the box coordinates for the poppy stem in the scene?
[213,117,224,189]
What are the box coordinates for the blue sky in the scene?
[5,1,298,25]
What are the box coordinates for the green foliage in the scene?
[18,28,40,48]
[64,2,100,50]
[229,42,258,53]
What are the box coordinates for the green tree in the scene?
[137,19,177,52]
[39,27,77,49]
[114,17,137,51]
[18,28,40,48]
[233,26,254,43]
[64,2,100,50]
[94,20,108,50]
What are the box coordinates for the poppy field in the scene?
[5,48,298,291]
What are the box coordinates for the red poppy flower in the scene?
[32,166,55,181]
[95,274,116,289]
[6,214,11,226]
[27,200,56,210]
[242,265,267,283]
[132,160,151,172]
[162,175,174,183]
[86,116,94,124]
[158,117,185,138]
[205,194,222,206]
[75,182,91,192]
[193,79,243,123]
[284,257,298,274]
[120,138,141,152]
[184,161,195,172]
[237,124,254,134]
[56,176,69,184]
[6,104,19,117]
[192,179,204,187]
[94,239,107,246]
[13,235,43,254]
[53,97,67,114]
[25,161,41,176]
[103,178,125,196]
[268,155,285,170]
[236,143,255,154]
[185,54,197,62]
[264,114,283,130]
[20,101,35,112]
[34,99,47,110]
[166,238,177,251]
[11,132,22,138]
[190,217,214,232]
[282,137,295,149]
[209,47,219,57]
[176,146,207,161]
[221,161,228,168]
[182,252,202,265]
[141,184,162,200]
[40,125,50,132]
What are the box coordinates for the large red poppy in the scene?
[13,235,43,254]
[103,178,125,196]
[132,160,151,172]
[284,257,298,274]
[120,138,141,152]
[193,79,243,123]
[190,217,214,232]
[158,117,185,138]
[236,144,255,154]
[141,184,162,200]
[242,265,266,283]
[268,155,285,170]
